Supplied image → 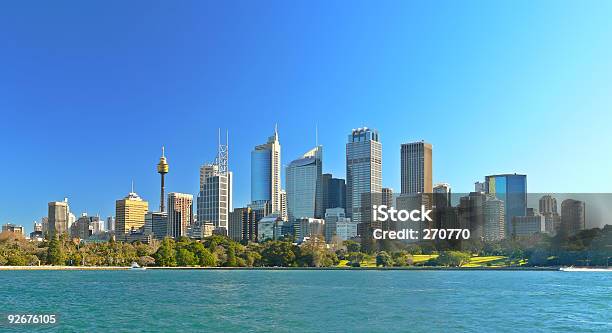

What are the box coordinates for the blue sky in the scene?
[1,1,612,232]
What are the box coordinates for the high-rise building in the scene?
[286,146,323,221]
[560,199,586,236]
[70,213,93,240]
[145,211,168,239]
[483,197,505,241]
[324,208,352,242]
[48,199,70,237]
[106,216,115,232]
[279,189,287,221]
[382,187,394,207]
[474,181,486,193]
[257,214,284,242]
[485,173,527,237]
[346,127,382,224]
[539,195,558,215]
[400,141,433,194]
[459,192,486,240]
[321,174,347,212]
[115,188,149,235]
[433,183,452,209]
[229,207,256,242]
[251,126,281,213]
[167,192,193,239]
[198,164,232,234]
[157,146,169,212]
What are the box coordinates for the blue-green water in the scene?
[1,270,610,332]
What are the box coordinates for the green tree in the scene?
[344,240,361,253]
[176,248,197,266]
[153,237,177,267]
[436,251,471,267]
[261,240,296,267]
[376,251,393,267]
[225,245,238,267]
[47,236,65,265]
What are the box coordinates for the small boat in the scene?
[130,262,146,270]
[559,266,611,272]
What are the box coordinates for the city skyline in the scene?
[3,2,612,231]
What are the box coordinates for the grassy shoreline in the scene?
[0,265,561,271]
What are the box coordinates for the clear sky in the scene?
[2,1,612,233]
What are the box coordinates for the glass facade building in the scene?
[251,128,281,213]
[485,174,527,237]
[286,146,323,221]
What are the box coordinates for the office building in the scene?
[483,197,505,241]
[433,183,452,209]
[512,215,545,237]
[560,199,586,236]
[116,188,149,235]
[324,208,353,242]
[279,189,288,221]
[188,221,215,240]
[539,195,558,214]
[286,146,323,221]
[145,211,168,239]
[48,199,70,237]
[167,192,193,239]
[474,181,486,193]
[230,207,257,242]
[400,141,432,194]
[485,174,527,237]
[106,216,115,232]
[346,127,382,223]
[382,187,394,207]
[198,164,232,234]
[251,126,281,213]
[293,218,325,243]
[321,174,347,212]
[257,214,284,242]
[70,213,93,240]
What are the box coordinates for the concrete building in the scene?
[293,218,325,243]
[382,187,394,207]
[2,223,25,235]
[48,199,70,237]
[512,215,545,237]
[483,197,505,241]
[321,174,347,212]
[286,146,323,221]
[115,189,149,235]
[70,213,93,240]
[230,207,257,243]
[324,208,354,242]
[167,192,193,239]
[400,141,433,194]
[560,199,586,236]
[251,126,282,214]
[188,221,215,240]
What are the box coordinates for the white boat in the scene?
[130,262,146,270]
[559,266,612,272]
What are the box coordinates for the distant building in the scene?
[279,189,288,221]
[400,141,433,194]
[483,197,505,241]
[433,183,452,208]
[560,199,586,236]
[324,208,347,242]
[346,127,382,225]
[459,192,486,240]
[512,215,545,237]
[48,199,70,237]
[197,163,232,235]
[145,211,168,239]
[321,174,347,212]
[30,221,44,241]
[188,221,215,240]
[485,174,527,237]
[539,195,558,215]
[286,146,323,221]
[2,223,25,236]
[167,192,193,239]
[115,189,149,235]
[293,218,325,243]
[251,126,282,214]
[70,213,93,240]
[257,214,284,241]
[382,187,394,207]
[106,216,115,232]
[229,208,249,242]
[474,181,486,193]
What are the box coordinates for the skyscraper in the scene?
[167,192,193,239]
[251,126,281,213]
[539,195,558,215]
[346,127,382,224]
[48,199,70,237]
[115,188,149,235]
[400,141,433,194]
[145,211,168,239]
[485,173,527,237]
[483,196,505,241]
[286,146,323,221]
[321,174,347,212]
[157,146,169,212]
[560,199,586,236]
[197,131,232,234]
[382,187,394,207]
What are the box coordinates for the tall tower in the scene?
[400,141,433,194]
[251,126,281,213]
[157,146,169,212]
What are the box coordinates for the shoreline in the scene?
[0,265,564,271]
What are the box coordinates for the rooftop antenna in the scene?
[315,124,319,146]
[131,180,134,193]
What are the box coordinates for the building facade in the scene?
[115,191,149,235]
[512,215,545,237]
[251,127,281,213]
[560,199,586,236]
[485,174,527,237]
[286,146,323,221]
[167,192,193,239]
[400,141,433,194]
[48,199,70,237]
[198,163,232,234]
